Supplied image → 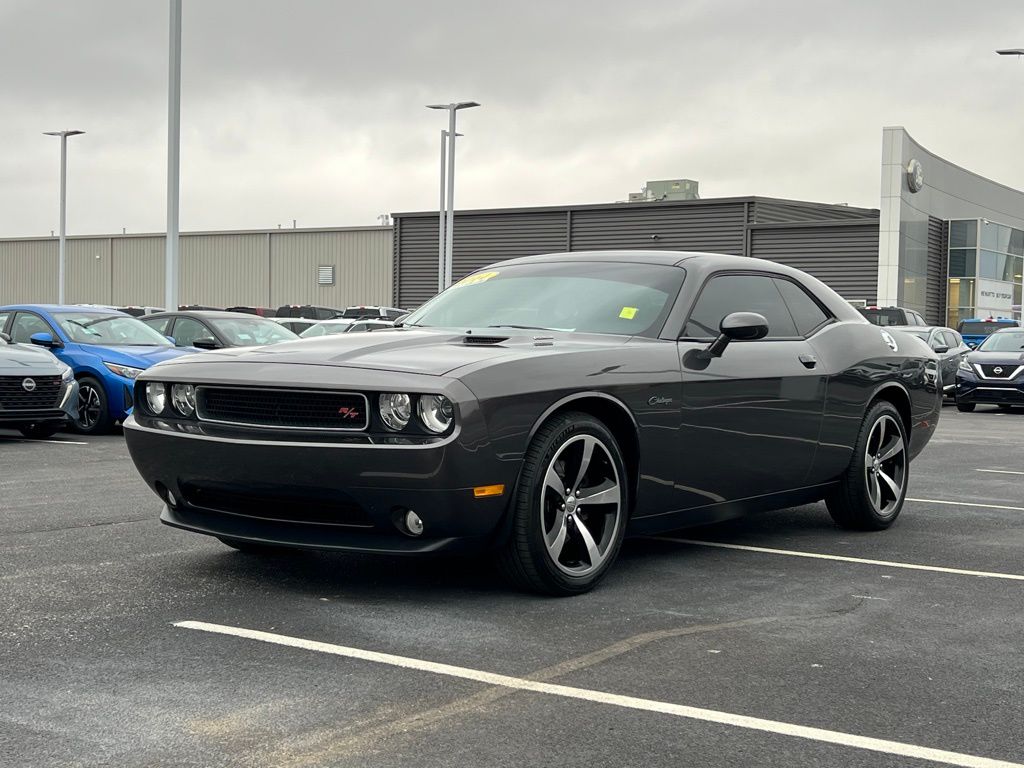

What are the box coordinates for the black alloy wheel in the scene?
[499,412,628,596]
[71,376,114,435]
[18,423,60,439]
[826,400,908,531]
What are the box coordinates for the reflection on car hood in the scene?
[0,343,64,376]
[966,350,1024,365]
[147,328,629,376]
[93,345,198,369]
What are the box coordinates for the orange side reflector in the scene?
[473,484,505,498]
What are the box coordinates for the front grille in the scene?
[978,364,1021,379]
[197,386,368,431]
[179,482,373,527]
[0,375,63,411]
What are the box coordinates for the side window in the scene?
[912,311,925,325]
[941,331,959,349]
[10,312,53,343]
[348,323,366,332]
[143,317,172,335]
[683,274,798,339]
[170,317,211,347]
[773,279,831,336]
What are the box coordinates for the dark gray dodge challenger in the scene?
[124,252,941,595]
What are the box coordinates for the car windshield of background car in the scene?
[978,331,1024,352]
[403,262,685,337]
[210,317,299,345]
[300,321,354,338]
[861,309,903,326]
[57,313,173,346]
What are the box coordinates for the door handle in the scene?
[798,354,817,369]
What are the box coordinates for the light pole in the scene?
[427,101,479,290]
[166,0,182,311]
[43,129,85,304]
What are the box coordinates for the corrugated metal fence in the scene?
[0,226,393,309]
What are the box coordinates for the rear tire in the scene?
[70,376,114,434]
[18,423,60,439]
[997,404,1013,411]
[498,412,628,596]
[826,401,908,531]
[956,402,975,413]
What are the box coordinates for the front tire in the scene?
[71,376,114,434]
[499,412,628,596]
[956,402,975,413]
[826,401,908,531]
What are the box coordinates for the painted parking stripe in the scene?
[975,469,1024,476]
[656,538,1024,582]
[1,438,89,446]
[907,497,1024,512]
[176,620,1023,768]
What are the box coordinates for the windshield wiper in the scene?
[487,324,557,332]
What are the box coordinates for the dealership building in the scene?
[2,126,1022,325]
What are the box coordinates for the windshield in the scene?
[958,321,1017,336]
[403,262,685,337]
[209,317,298,346]
[300,322,353,338]
[56,312,173,346]
[978,331,1024,352]
[860,309,904,326]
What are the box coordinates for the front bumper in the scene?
[0,378,78,426]
[955,371,1024,405]
[123,414,515,555]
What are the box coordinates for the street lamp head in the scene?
[43,130,85,137]
[426,102,481,111]
[996,49,1024,56]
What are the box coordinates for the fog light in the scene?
[405,510,424,536]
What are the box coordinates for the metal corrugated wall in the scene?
[0,227,392,309]
[570,203,747,252]
[748,223,880,303]
[751,200,878,224]
[0,240,57,303]
[926,217,948,326]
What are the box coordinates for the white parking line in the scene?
[975,469,1024,476]
[907,497,1024,512]
[655,539,1024,582]
[0,438,89,446]
[175,620,1023,768]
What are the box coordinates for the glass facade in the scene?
[947,219,1024,327]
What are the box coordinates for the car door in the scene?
[674,273,828,507]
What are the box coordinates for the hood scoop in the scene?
[462,335,509,345]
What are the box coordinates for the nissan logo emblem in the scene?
[994,367,1004,375]
[21,378,37,392]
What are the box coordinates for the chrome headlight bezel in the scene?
[417,394,454,434]
[379,392,412,431]
[171,383,197,417]
[145,382,167,414]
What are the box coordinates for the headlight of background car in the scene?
[59,364,73,381]
[958,359,972,372]
[417,394,454,434]
[379,393,412,430]
[145,382,166,414]
[171,383,196,417]
[104,362,144,379]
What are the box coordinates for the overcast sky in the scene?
[2,0,1024,237]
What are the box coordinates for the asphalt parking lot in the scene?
[1,407,1023,768]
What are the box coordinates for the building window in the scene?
[948,218,1024,323]
[949,220,977,249]
[948,249,976,277]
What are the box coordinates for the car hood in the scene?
[0,343,63,375]
[966,349,1024,365]
[90,345,197,369]
[149,328,630,376]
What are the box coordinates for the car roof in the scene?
[146,310,270,320]
[887,325,950,332]
[992,326,1024,333]
[0,303,128,315]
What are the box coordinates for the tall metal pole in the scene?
[58,134,68,304]
[438,129,447,294]
[165,0,182,311]
[444,109,457,289]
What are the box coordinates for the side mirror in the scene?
[932,345,949,354]
[393,313,410,327]
[29,332,62,349]
[705,312,769,358]
[191,337,221,350]
[966,341,977,349]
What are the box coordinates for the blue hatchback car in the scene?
[0,305,197,434]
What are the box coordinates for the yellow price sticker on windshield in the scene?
[454,271,500,287]
[619,306,638,320]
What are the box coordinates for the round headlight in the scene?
[145,382,166,414]
[171,383,196,416]
[417,394,454,434]
[379,393,412,431]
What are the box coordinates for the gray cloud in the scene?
[2,0,1023,236]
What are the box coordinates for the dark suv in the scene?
[858,306,927,326]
